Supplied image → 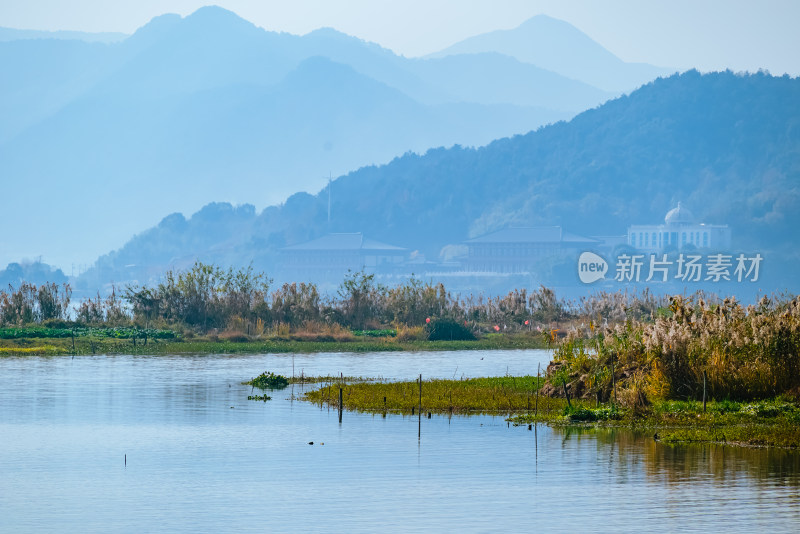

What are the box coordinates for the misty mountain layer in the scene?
[0,6,647,268]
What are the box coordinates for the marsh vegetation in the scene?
[296,375,799,448]
[302,375,553,415]
[546,294,800,404]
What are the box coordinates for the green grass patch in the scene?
[563,405,622,422]
[302,375,556,415]
[353,329,397,337]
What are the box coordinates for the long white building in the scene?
[628,203,731,251]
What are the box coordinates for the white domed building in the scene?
[627,203,731,251]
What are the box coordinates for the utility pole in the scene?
[327,172,332,226]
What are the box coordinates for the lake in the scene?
[1,350,798,532]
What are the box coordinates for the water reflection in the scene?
[551,426,800,488]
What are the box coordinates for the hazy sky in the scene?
[1,0,799,75]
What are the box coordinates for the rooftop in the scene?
[664,202,695,225]
[282,233,407,252]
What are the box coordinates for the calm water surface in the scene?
[1,350,798,533]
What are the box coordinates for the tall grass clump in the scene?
[551,294,800,403]
[0,282,72,325]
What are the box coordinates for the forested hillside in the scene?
[83,70,800,291]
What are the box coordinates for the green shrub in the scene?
[248,372,289,389]
[219,331,250,343]
[564,406,598,421]
[426,318,475,341]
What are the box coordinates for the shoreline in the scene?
[0,334,549,356]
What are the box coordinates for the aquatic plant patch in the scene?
[247,372,290,389]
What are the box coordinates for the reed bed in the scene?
[549,294,800,403]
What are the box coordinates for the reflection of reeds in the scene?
[641,426,800,483]
[551,425,800,484]
[554,295,800,402]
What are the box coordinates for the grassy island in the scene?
[295,375,799,448]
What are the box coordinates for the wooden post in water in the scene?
[535,364,540,419]
[71,329,75,353]
[562,378,572,408]
[418,374,422,441]
[702,370,707,413]
[338,387,343,423]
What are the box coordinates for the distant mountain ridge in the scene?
[427,15,671,92]
[80,71,800,294]
[0,5,638,269]
[0,27,128,43]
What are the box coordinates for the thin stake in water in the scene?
[535,363,540,419]
[418,374,422,441]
